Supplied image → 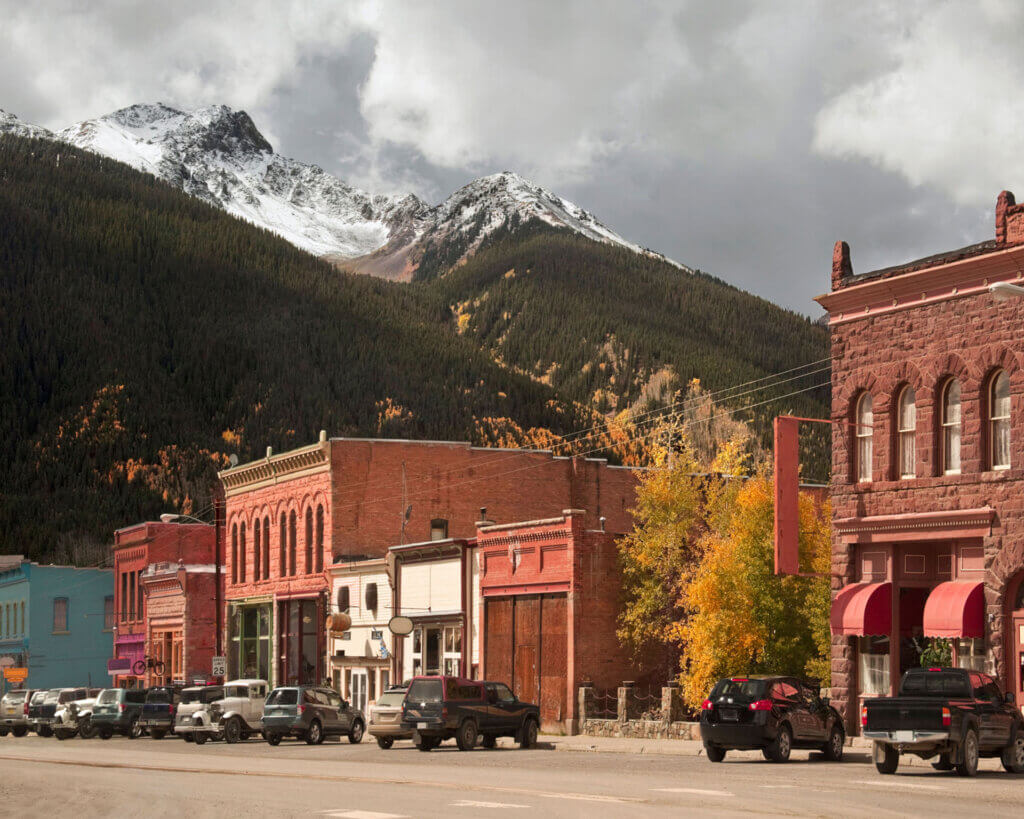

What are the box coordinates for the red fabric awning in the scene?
[922,581,984,639]
[830,582,892,636]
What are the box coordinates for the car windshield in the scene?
[407,679,443,703]
[900,672,972,697]
[43,691,60,704]
[711,678,769,700]
[1,691,24,703]
[180,689,206,704]
[375,692,405,708]
[266,689,298,706]
[145,688,174,703]
[97,690,120,704]
[31,692,47,704]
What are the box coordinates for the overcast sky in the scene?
[1,1,1017,314]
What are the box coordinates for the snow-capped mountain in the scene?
[2,103,688,279]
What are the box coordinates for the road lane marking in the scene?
[760,785,796,789]
[0,753,643,805]
[653,787,733,797]
[451,800,528,809]
[320,812,407,819]
[853,780,946,791]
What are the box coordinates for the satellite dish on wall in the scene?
[388,616,414,636]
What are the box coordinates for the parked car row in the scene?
[0,674,541,754]
[699,667,1024,778]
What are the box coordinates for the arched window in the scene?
[279,514,287,577]
[856,392,873,482]
[231,524,238,584]
[253,519,261,582]
[304,508,314,574]
[990,370,1011,469]
[315,505,324,573]
[288,511,297,576]
[239,521,247,583]
[942,379,962,474]
[263,517,271,579]
[897,386,916,479]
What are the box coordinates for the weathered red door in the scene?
[484,597,513,685]
[513,596,540,705]
[540,594,567,725]
[515,645,538,706]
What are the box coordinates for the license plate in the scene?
[895,730,914,743]
[720,709,738,722]
[417,722,427,730]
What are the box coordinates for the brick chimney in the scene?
[831,240,852,291]
[996,190,1016,244]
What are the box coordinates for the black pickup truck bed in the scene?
[863,667,1022,777]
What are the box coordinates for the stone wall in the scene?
[576,682,700,739]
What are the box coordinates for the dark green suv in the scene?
[262,686,365,746]
[92,687,148,739]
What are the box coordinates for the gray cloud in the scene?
[0,0,1015,313]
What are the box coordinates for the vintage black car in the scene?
[700,676,845,763]
[863,667,1024,776]
[401,676,540,751]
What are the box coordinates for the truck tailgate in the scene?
[864,698,954,732]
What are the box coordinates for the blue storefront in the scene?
[0,561,114,693]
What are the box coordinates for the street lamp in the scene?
[988,281,1024,301]
[159,513,211,525]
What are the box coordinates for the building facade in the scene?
[218,434,639,687]
[141,561,218,686]
[328,556,394,712]
[0,561,113,692]
[110,521,216,687]
[818,190,1024,731]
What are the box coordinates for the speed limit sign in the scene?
[211,656,226,677]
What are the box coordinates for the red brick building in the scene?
[218,434,639,687]
[109,522,216,687]
[477,510,634,733]
[817,190,1024,731]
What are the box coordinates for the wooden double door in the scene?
[484,593,567,726]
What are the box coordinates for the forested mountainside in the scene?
[1,135,829,562]
[0,135,589,560]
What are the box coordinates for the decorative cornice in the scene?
[219,443,329,497]
[835,507,995,543]
[816,244,1024,325]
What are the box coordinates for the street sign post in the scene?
[211,656,226,677]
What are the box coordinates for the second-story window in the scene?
[942,378,962,475]
[53,597,68,632]
[305,508,314,574]
[315,505,324,573]
[898,386,916,479]
[990,370,1011,469]
[856,392,873,483]
[104,595,115,630]
[231,524,238,584]
[289,511,297,576]
[263,517,271,579]
[239,521,247,583]
[279,514,287,577]
[253,519,261,582]
[430,518,449,541]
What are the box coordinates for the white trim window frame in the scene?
[942,378,962,475]
[898,386,916,479]
[856,392,873,483]
[990,370,1011,470]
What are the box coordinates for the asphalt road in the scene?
[1,733,1022,818]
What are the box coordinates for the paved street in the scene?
[1,733,1023,818]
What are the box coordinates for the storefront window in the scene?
[281,599,321,685]
[859,635,890,696]
[232,604,272,682]
[956,638,986,672]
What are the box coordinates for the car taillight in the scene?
[942,707,951,727]
[861,706,867,727]
[297,704,305,715]
[928,667,941,672]
[23,703,28,716]
[441,706,449,719]
[119,703,125,712]
[749,699,773,711]
[701,699,713,711]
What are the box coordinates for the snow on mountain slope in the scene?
[4,103,689,277]
[0,109,54,140]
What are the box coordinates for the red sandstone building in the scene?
[109,522,217,687]
[218,434,638,687]
[818,191,1024,731]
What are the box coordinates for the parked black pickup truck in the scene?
[863,667,1024,776]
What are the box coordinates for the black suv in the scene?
[401,676,540,751]
[139,685,183,739]
[700,676,845,763]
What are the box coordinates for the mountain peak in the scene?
[0,109,54,140]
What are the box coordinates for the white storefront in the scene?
[328,557,394,713]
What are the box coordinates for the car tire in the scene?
[0,728,8,737]
[12,726,27,738]
[822,724,845,762]
[956,728,980,777]
[348,720,364,744]
[305,720,323,745]
[128,718,142,739]
[1001,725,1024,773]
[931,753,954,771]
[415,734,434,752]
[224,717,242,745]
[194,733,208,745]
[183,733,195,743]
[150,729,166,740]
[38,726,53,738]
[704,743,726,763]
[99,727,113,740]
[481,735,496,749]
[55,728,69,740]
[376,736,394,750]
[766,723,792,763]
[79,717,96,739]
[456,719,478,751]
[264,732,281,746]
[518,718,538,750]
[873,741,899,774]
